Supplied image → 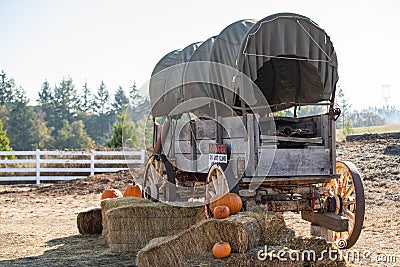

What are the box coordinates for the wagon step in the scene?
[301,211,349,232]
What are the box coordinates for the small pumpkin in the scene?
[101,189,122,200]
[213,205,230,219]
[212,241,231,258]
[123,184,142,198]
[210,193,242,215]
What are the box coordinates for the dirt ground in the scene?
[0,138,399,266]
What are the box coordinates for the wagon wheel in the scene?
[143,155,177,202]
[143,156,162,201]
[322,161,365,249]
[205,163,239,217]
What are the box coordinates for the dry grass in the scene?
[336,124,400,141]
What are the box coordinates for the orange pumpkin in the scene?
[210,193,242,215]
[213,205,230,219]
[212,241,231,258]
[123,184,142,198]
[101,189,122,200]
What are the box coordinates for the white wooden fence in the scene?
[0,149,146,184]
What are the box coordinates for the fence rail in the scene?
[0,149,146,184]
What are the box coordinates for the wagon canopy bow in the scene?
[149,13,338,116]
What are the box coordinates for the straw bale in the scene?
[136,211,286,267]
[106,201,206,252]
[187,244,348,267]
[101,197,151,236]
[186,234,349,266]
[77,207,102,235]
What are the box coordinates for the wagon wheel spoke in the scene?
[342,199,356,206]
[342,183,354,201]
[321,161,365,249]
[206,165,230,199]
[343,208,355,221]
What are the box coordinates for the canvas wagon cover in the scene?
[149,13,338,116]
[236,13,338,111]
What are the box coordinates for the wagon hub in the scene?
[323,195,342,214]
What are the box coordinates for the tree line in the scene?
[0,70,151,151]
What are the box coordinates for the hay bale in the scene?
[136,212,287,267]
[187,244,348,267]
[101,197,151,236]
[77,207,102,235]
[106,201,206,252]
[187,235,349,267]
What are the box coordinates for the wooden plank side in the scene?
[171,117,247,141]
[257,148,331,176]
[301,211,349,232]
[171,138,248,155]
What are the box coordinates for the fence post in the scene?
[35,149,41,184]
[90,150,95,176]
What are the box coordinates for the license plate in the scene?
[209,144,227,154]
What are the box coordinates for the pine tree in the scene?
[0,70,16,105]
[336,86,352,129]
[37,80,53,106]
[93,81,110,115]
[106,110,139,148]
[6,87,40,150]
[77,82,93,113]
[111,86,129,115]
[129,82,140,106]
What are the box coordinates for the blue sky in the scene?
[0,0,399,109]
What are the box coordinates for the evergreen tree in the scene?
[336,86,352,129]
[6,87,40,150]
[0,70,16,105]
[93,81,110,115]
[106,110,139,148]
[37,80,53,106]
[111,86,129,115]
[129,82,140,106]
[55,77,77,117]
[77,82,93,113]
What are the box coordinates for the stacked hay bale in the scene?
[136,211,348,267]
[101,197,150,236]
[101,197,206,252]
[136,212,293,267]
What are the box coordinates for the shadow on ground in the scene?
[0,235,137,267]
